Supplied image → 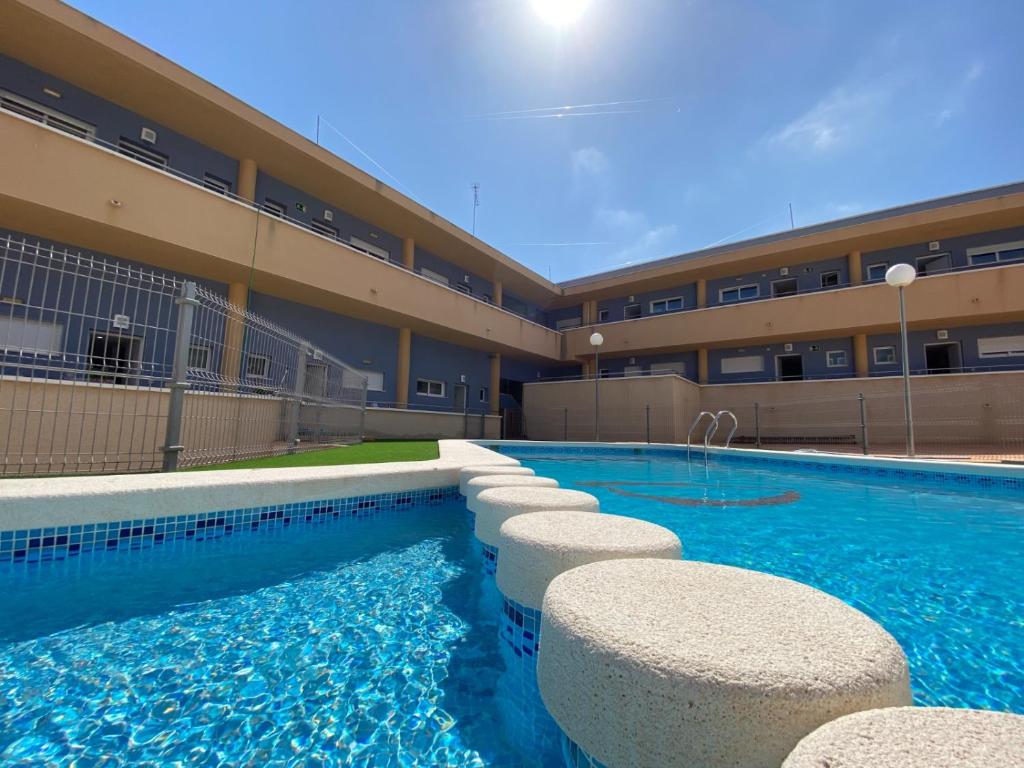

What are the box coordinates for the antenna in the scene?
[788,202,794,230]
[472,183,480,235]
[316,114,320,146]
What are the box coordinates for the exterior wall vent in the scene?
[937,329,949,339]
[779,267,789,276]
[295,202,307,213]
[628,357,636,365]
[809,344,820,351]
[139,127,157,144]
[628,295,635,302]
[459,374,467,383]
[323,210,334,222]
[929,241,941,251]
[783,343,794,352]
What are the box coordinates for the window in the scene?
[117,137,168,169]
[916,253,951,276]
[188,345,210,371]
[311,218,339,239]
[720,355,764,374]
[826,350,847,368]
[873,346,897,365]
[719,284,759,303]
[650,297,684,314]
[246,353,270,379]
[88,331,142,384]
[0,316,64,355]
[597,309,609,323]
[977,336,1024,358]
[0,89,96,140]
[455,283,472,296]
[262,198,287,218]
[866,263,889,282]
[650,361,686,376]
[350,237,390,261]
[416,378,445,397]
[820,271,840,288]
[419,267,450,286]
[967,241,1024,266]
[479,387,489,403]
[623,303,641,320]
[203,174,231,195]
[481,294,491,304]
[771,278,798,298]
[555,317,582,330]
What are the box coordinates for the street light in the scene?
[590,331,604,442]
[885,263,916,457]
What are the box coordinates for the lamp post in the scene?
[885,263,916,457]
[590,331,604,442]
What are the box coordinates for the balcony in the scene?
[563,262,1024,358]
[0,109,563,361]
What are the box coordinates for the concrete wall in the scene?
[523,370,1024,448]
[364,407,500,440]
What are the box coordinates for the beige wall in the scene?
[364,407,500,441]
[0,112,563,362]
[523,371,1024,448]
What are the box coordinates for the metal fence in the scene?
[0,235,367,476]
[524,375,1024,463]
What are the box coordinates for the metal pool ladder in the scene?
[687,410,739,469]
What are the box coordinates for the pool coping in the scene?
[476,440,1024,483]
[0,440,515,532]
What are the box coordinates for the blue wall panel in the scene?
[709,337,855,384]
[409,334,492,411]
[598,351,700,381]
[596,282,697,323]
[414,247,493,301]
[706,256,849,307]
[867,322,1024,375]
[862,226,1024,281]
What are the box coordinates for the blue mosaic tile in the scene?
[499,595,541,664]
[0,486,459,566]
[562,733,609,768]
[481,542,498,577]
[488,443,1024,490]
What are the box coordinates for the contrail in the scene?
[475,109,650,122]
[501,241,614,247]
[465,97,672,120]
[317,116,418,199]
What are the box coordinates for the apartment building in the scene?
[1,0,1022,435]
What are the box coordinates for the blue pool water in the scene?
[0,501,558,766]
[504,450,1024,713]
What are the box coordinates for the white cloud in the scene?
[936,60,984,126]
[767,84,891,153]
[570,146,609,178]
[609,224,680,266]
[594,206,647,232]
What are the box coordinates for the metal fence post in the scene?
[285,345,309,453]
[754,402,761,448]
[162,281,198,471]
[858,393,869,455]
[563,407,568,441]
[645,404,651,443]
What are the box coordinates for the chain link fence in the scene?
[524,374,1024,463]
[0,235,367,476]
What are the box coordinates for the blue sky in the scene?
[69,0,1024,281]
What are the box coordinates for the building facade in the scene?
[1,0,1022,436]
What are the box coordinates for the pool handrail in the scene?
[707,410,739,449]
[687,411,717,464]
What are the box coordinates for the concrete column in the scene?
[402,237,415,270]
[494,280,503,308]
[853,333,869,377]
[396,328,411,408]
[220,282,249,382]
[237,158,258,203]
[490,353,501,415]
[697,279,707,308]
[848,250,863,286]
[698,348,709,384]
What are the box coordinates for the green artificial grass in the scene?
[186,440,439,471]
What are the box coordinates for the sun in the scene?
[530,0,592,27]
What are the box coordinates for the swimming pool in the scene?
[498,447,1024,714]
[0,497,559,766]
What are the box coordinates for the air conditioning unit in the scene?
[464,274,471,284]
[459,374,467,383]
[323,210,334,222]
[628,295,635,302]
[929,241,941,252]
[112,314,131,330]
[139,127,157,144]
[809,344,820,351]
[628,357,636,365]
[295,202,307,213]
[937,329,949,340]
[779,267,789,276]
[784,343,793,352]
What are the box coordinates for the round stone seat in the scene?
[470,487,600,547]
[537,559,911,768]
[465,474,559,505]
[458,464,533,495]
[497,511,681,610]
[783,707,1024,768]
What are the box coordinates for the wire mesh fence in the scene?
[523,374,1024,463]
[0,235,367,477]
